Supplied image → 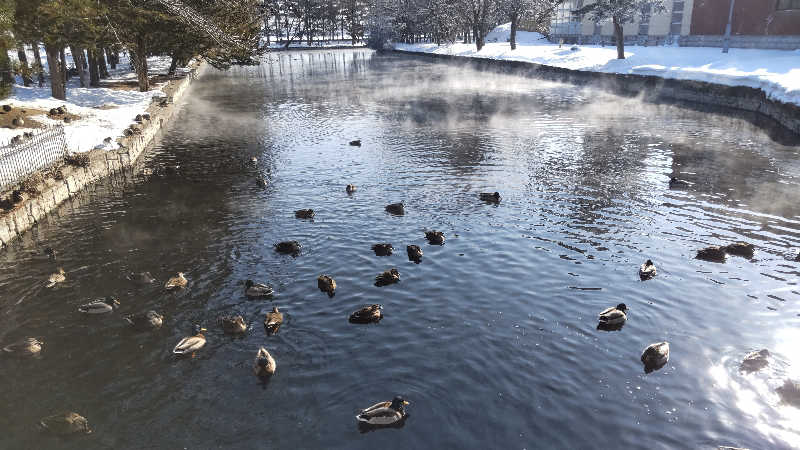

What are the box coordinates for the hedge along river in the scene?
[1,49,800,449]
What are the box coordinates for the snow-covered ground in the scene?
[395,23,800,106]
[1,46,190,152]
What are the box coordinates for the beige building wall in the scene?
[550,0,695,38]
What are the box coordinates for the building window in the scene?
[777,0,800,10]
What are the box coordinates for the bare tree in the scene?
[499,0,561,50]
[576,0,664,59]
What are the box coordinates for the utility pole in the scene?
[722,0,735,53]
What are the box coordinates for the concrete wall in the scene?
[0,61,205,248]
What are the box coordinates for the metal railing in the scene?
[0,125,67,192]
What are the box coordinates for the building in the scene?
[548,0,800,50]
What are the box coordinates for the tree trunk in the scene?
[510,15,518,50]
[31,44,45,87]
[613,16,625,59]
[107,48,118,69]
[45,44,66,100]
[97,49,109,78]
[0,42,13,98]
[133,37,149,92]
[474,23,484,51]
[70,46,89,87]
[168,54,179,76]
[88,49,100,87]
[59,48,68,82]
[16,45,33,86]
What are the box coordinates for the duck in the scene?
[349,304,383,323]
[777,379,800,407]
[274,240,301,255]
[375,268,400,287]
[250,156,258,165]
[696,246,726,263]
[425,230,445,245]
[124,310,164,330]
[317,275,336,297]
[173,325,207,356]
[479,192,501,202]
[385,202,404,215]
[39,412,91,435]
[254,347,277,377]
[639,260,656,280]
[245,279,274,298]
[44,247,56,260]
[724,241,754,258]
[346,184,356,194]
[220,315,247,334]
[256,176,268,188]
[164,272,188,289]
[372,243,393,256]
[598,303,627,326]
[668,177,690,188]
[740,349,769,373]
[349,139,361,146]
[2,337,43,357]
[78,297,121,314]
[641,342,670,373]
[295,209,315,219]
[127,271,156,284]
[407,244,423,262]
[356,396,409,426]
[46,267,66,288]
[264,306,284,335]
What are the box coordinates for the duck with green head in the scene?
[124,310,164,330]
[173,325,207,356]
[78,297,121,314]
[356,396,409,426]
[245,279,274,298]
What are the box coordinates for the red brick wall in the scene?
[690,0,800,35]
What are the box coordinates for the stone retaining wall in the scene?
[392,50,800,136]
[0,60,205,247]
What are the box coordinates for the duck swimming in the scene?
[356,396,409,426]
[295,209,315,219]
[641,342,670,373]
[346,184,356,194]
[256,177,268,188]
[78,297,120,314]
[173,325,207,356]
[349,139,361,147]
[274,241,301,256]
[46,267,66,288]
[724,241,754,258]
[375,268,400,287]
[164,272,188,289]
[253,347,276,377]
[479,192,501,202]
[245,280,274,298]
[598,303,627,327]
[696,246,726,263]
[639,260,656,280]
[425,231,445,245]
[372,243,393,256]
[39,412,91,435]
[317,275,336,297]
[2,337,43,357]
[220,315,247,334]
[264,306,283,335]
[385,202,404,215]
[124,310,164,330]
[407,245,423,263]
[349,304,383,323]
[669,177,690,188]
[740,349,769,373]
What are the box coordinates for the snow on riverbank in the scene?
[395,23,800,106]
[1,47,189,152]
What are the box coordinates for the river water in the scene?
[2,49,800,449]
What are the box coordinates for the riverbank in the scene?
[0,59,205,247]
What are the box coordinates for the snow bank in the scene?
[1,46,188,152]
[395,23,800,106]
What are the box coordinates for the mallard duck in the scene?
[46,267,66,288]
[696,246,726,263]
[44,247,56,260]
[264,306,283,335]
[356,396,409,426]
[346,184,356,194]
[425,230,445,245]
[245,280,274,298]
[295,209,315,219]
[2,337,43,357]
[127,271,156,284]
[724,241,754,258]
[349,139,361,146]
[669,177,690,188]
[78,297,120,314]
[256,176,268,188]
[173,325,207,356]
[124,310,164,330]
[598,303,627,326]
[777,379,800,407]
[220,315,247,334]
[375,268,400,287]
[254,346,277,377]
[39,412,91,435]
[274,240,301,255]
[740,349,769,373]
[372,243,393,256]
[318,275,336,297]
[407,245,423,262]
[479,192,501,202]
[385,202,404,215]
[639,260,656,280]
[641,342,670,373]
[349,304,383,323]
[164,272,188,289]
